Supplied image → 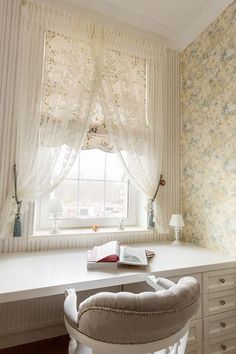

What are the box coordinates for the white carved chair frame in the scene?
[65,276,191,354]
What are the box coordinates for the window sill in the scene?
[0,228,159,254]
[32,226,151,239]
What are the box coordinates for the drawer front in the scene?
[203,269,236,294]
[186,343,203,354]
[204,333,236,354]
[188,319,202,345]
[204,310,236,339]
[203,289,236,317]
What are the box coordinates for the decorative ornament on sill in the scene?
[13,164,22,237]
[147,174,166,229]
[92,225,99,232]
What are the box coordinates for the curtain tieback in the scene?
[151,174,166,202]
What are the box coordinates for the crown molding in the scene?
[178,0,233,50]
[39,0,234,52]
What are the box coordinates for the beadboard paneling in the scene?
[0,0,20,224]
[0,286,121,349]
[161,49,181,240]
[0,229,158,254]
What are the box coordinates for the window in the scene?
[35,149,137,231]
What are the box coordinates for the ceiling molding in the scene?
[73,0,183,37]
[178,0,234,50]
[41,0,234,51]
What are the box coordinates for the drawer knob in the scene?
[219,278,226,284]
[220,322,227,328]
[220,300,226,305]
[221,344,227,351]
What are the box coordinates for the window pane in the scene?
[105,182,128,217]
[106,153,126,181]
[51,180,78,218]
[79,149,105,180]
[79,181,104,217]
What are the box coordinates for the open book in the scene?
[87,241,149,269]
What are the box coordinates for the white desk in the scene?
[1,242,236,304]
[2,242,236,352]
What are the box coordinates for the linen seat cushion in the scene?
[64,276,200,345]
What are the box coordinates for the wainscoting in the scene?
[0,287,120,349]
[0,229,160,254]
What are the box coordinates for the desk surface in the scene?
[1,242,236,303]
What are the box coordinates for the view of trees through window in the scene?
[51,149,128,219]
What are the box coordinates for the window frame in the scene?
[34,182,137,231]
[34,149,138,232]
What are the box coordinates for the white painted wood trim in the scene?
[65,319,190,354]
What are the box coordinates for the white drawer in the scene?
[186,342,203,354]
[188,319,203,345]
[203,269,236,294]
[203,289,236,317]
[204,332,236,354]
[204,310,236,339]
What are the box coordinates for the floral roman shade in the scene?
[40,31,114,152]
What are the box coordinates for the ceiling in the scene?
[44,0,233,50]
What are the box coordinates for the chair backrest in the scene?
[69,276,200,345]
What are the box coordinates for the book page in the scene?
[119,246,148,266]
[96,241,120,262]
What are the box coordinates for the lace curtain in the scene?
[100,48,165,231]
[0,3,101,236]
[0,1,166,237]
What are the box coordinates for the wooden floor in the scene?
[0,336,69,354]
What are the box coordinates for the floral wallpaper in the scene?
[181,1,236,254]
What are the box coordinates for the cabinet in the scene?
[203,269,236,353]
[123,267,236,353]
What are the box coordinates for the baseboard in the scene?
[0,324,67,349]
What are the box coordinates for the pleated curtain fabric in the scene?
[0,0,167,237]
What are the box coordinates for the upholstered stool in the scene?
[64,276,200,354]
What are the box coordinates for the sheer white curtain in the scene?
[99,44,166,231]
[0,1,166,237]
[0,2,102,237]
